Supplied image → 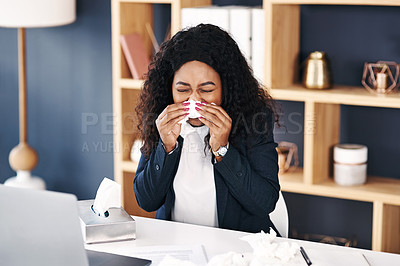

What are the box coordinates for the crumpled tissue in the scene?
[208,230,300,266]
[92,177,121,216]
[240,230,300,266]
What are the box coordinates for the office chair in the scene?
[270,191,289,238]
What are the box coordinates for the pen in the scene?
[362,253,372,266]
[300,246,312,266]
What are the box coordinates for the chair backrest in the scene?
[270,191,289,238]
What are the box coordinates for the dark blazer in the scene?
[134,114,280,235]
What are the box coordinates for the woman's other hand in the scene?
[156,102,189,152]
[196,102,232,155]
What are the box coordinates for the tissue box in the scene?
[77,200,136,244]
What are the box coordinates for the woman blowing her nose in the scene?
[134,24,281,235]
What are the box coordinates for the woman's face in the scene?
[172,60,222,126]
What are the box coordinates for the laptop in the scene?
[0,184,151,266]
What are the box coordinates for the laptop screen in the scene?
[0,185,89,266]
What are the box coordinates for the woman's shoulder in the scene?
[232,107,276,148]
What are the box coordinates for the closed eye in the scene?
[200,89,214,93]
[175,81,191,93]
[176,88,190,93]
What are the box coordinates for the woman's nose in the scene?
[189,97,200,102]
[189,93,202,102]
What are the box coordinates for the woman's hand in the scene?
[196,102,232,157]
[156,102,189,152]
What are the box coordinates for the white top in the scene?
[171,122,218,227]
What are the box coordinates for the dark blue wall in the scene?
[0,0,113,199]
[1,0,399,250]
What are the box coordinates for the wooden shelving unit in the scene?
[264,0,400,253]
[112,0,400,253]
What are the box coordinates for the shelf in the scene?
[269,0,400,6]
[121,160,139,172]
[119,78,144,90]
[270,85,400,108]
[280,168,400,205]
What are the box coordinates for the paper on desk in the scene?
[128,244,208,266]
[159,255,197,266]
[306,248,370,266]
[207,251,250,266]
[92,177,121,215]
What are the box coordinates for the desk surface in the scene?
[86,216,400,265]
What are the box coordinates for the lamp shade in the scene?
[0,0,76,28]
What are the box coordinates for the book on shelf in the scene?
[120,33,150,80]
[181,6,229,32]
[181,5,257,69]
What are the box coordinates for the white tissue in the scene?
[92,177,121,216]
[208,230,300,266]
[240,230,300,265]
[179,100,202,124]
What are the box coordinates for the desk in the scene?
[86,216,400,265]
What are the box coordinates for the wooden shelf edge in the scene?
[120,160,139,172]
[119,78,144,90]
[279,169,400,205]
[270,85,400,109]
[269,0,400,6]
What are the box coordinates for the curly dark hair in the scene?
[136,24,278,158]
